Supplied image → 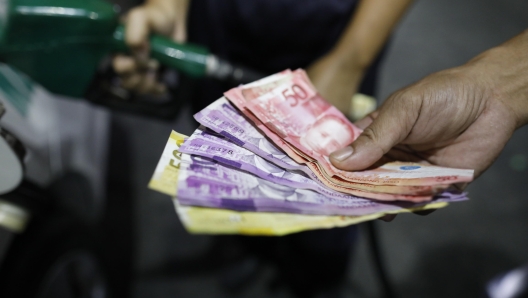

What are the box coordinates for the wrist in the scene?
[464,32,528,128]
[331,42,372,72]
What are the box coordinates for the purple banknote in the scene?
[180,127,402,201]
[176,152,467,216]
[180,127,313,186]
[194,97,308,172]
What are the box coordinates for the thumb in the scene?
[329,97,418,171]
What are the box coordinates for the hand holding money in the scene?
[226,70,472,196]
[149,30,528,235]
[149,68,475,235]
[330,30,528,178]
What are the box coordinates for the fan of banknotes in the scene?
[149,69,473,236]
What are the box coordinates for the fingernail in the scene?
[330,146,354,161]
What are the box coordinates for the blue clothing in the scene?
[187,0,383,111]
[189,0,358,72]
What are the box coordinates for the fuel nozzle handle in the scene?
[112,25,264,84]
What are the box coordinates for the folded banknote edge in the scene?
[172,198,448,236]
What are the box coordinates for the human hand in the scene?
[330,30,528,179]
[307,53,365,115]
[112,0,190,94]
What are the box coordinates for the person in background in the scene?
[114,0,413,296]
[113,0,413,114]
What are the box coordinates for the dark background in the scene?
[111,0,528,297]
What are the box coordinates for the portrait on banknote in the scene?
[300,115,356,156]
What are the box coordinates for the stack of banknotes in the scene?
[149,69,473,236]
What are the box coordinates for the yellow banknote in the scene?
[174,199,446,236]
[149,130,448,236]
[148,130,185,196]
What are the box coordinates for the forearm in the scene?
[494,29,528,128]
[331,0,414,69]
[464,29,528,128]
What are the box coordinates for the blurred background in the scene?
[0,0,527,297]
[121,0,528,297]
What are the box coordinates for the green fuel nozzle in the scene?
[111,25,209,79]
[0,0,217,97]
